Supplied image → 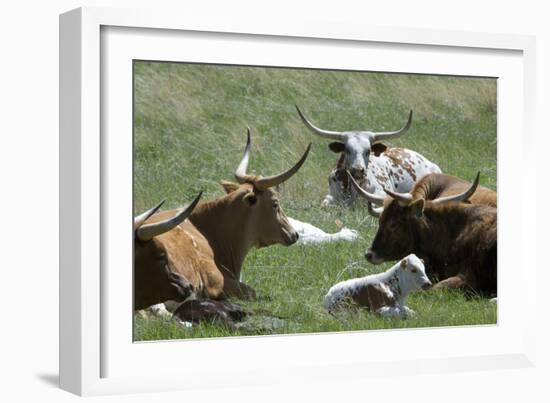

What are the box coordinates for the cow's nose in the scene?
[351,167,365,177]
[288,231,299,244]
[365,250,374,262]
[422,282,432,290]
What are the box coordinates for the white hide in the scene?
[323,148,441,206]
[324,253,431,317]
[287,217,360,245]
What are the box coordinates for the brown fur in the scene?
[133,180,297,310]
[352,283,396,311]
[411,173,497,207]
[383,148,417,181]
[370,199,497,296]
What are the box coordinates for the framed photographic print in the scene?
[60,6,537,396]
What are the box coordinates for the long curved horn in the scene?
[347,172,385,206]
[134,199,165,230]
[136,192,203,241]
[234,128,252,184]
[432,172,480,205]
[255,143,312,190]
[295,105,345,141]
[371,110,413,143]
[383,187,414,206]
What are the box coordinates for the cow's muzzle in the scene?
[349,167,366,181]
[422,282,432,290]
[283,229,299,246]
[365,249,384,264]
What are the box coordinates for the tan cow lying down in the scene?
[324,254,431,317]
[134,131,311,324]
[134,194,202,311]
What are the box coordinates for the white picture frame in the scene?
[59,6,537,396]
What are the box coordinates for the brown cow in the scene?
[364,172,497,218]
[350,173,497,296]
[134,194,202,310]
[135,130,311,314]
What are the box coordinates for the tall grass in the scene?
[133,61,497,341]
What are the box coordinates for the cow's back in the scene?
[370,147,441,195]
[454,205,497,294]
[413,173,497,207]
[144,211,222,298]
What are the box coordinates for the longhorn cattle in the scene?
[401,172,496,208]
[295,105,441,207]
[350,173,497,296]
[134,194,202,310]
[324,254,431,317]
[135,130,311,318]
[362,172,497,218]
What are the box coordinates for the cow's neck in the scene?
[189,200,252,280]
[378,266,405,304]
[412,205,470,266]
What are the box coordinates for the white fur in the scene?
[288,217,360,245]
[148,303,173,319]
[323,147,441,206]
[324,253,431,317]
[147,300,189,326]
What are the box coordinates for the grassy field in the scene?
[133,61,497,341]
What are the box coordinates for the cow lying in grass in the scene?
[366,172,497,218]
[288,217,359,244]
[349,172,497,296]
[134,194,202,310]
[295,105,441,207]
[135,131,315,327]
[324,254,431,317]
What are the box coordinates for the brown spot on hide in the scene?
[371,143,388,156]
[352,283,396,312]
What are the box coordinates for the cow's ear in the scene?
[328,142,346,153]
[243,191,258,207]
[400,258,408,269]
[410,198,425,218]
[371,143,388,156]
[220,180,240,194]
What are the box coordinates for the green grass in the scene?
[133,61,497,341]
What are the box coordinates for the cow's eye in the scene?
[411,268,417,273]
[273,201,279,209]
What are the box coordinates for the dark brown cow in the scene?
[350,173,497,296]
[364,172,497,218]
[406,173,496,207]
[134,130,311,314]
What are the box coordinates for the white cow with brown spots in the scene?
[295,106,441,207]
[324,254,431,317]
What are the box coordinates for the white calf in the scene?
[324,254,431,317]
[288,217,359,245]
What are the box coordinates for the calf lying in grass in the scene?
[288,217,359,244]
[324,254,431,317]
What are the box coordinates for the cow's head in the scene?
[296,105,412,183]
[396,254,432,293]
[347,171,480,264]
[219,129,311,247]
[133,193,202,310]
